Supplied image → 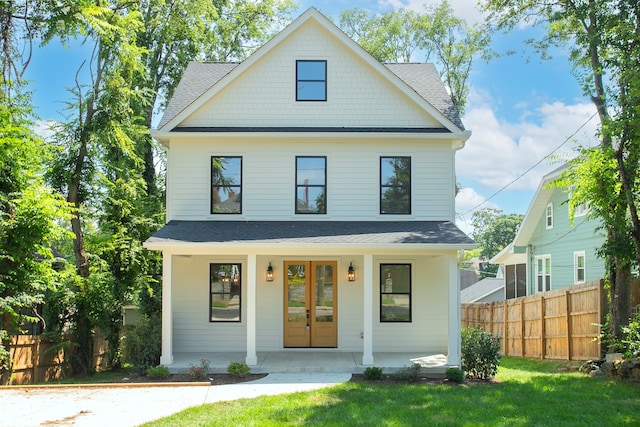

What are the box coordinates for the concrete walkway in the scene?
[1,373,351,427]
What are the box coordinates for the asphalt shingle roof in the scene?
[147,220,474,246]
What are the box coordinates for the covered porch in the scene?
[167,351,450,376]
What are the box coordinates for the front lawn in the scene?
[143,357,639,426]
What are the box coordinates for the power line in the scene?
[461,111,598,217]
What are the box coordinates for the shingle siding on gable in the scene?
[181,21,440,129]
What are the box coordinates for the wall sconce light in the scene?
[266,262,274,282]
[348,262,355,282]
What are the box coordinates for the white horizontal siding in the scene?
[167,137,456,221]
[182,21,439,129]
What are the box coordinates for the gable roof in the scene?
[461,277,504,303]
[154,8,466,136]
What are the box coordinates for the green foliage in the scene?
[461,326,501,380]
[470,208,523,278]
[393,363,420,383]
[120,314,161,375]
[364,366,383,380]
[621,312,640,360]
[227,361,250,378]
[445,367,466,383]
[146,365,170,379]
[189,359,211,380]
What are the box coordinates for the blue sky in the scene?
[26,0,600,234]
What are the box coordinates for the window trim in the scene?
[209,263,242,323]
[296,60,327,102]
[380,156,412,215]
[380,263,412,323]
[535,255,551,292]
[574,251,586,284]
[295,155,327,214]
[211,156,242,215]
[545,203,554,229]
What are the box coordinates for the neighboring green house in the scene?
[491,163,605,299]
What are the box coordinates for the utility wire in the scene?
[461,111,598,217]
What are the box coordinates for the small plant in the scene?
[188,358,210,380]
[461,326,501,380]
[364,366,383,380]
[146,365,170,379]
[227,361,250,377]
[445,367,466,384]
[394,363,420,383]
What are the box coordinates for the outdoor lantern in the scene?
[348,262,355,282]
[266,262,274,282]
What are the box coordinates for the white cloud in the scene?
[32,120,57,141]
[455,186,499,235]
[457,90,599,193]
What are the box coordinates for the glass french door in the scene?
[284,261,337,347]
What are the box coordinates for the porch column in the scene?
[448,253,461,367]
[246,254,258,366]
[362,254,374,365]
[160,251,173,365]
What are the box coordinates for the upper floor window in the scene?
[380,263,412,322]
[380,156,411,214]
[296,60,327,101]
[210,263,241,322]
[296,156,326,214]
[569,186,589,217]
[574,251,586,284]
[545,203,553,229]
[211,156,242,214]
[536,255,551,292]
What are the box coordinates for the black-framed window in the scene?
[210,263,241,322]
[211,156,242,214]
[380,156,411,214]
[296,60,327,101]
[380,264,412,322]
[296,156,326,214]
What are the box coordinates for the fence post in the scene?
[520,299,526,357]
[540,296,545,360]
[489,304,494,336]
[503,301,508,356]
[565,290,572,361]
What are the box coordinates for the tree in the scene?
[481,0,640,340]
[339,1,492,114]
[471,208,523,279]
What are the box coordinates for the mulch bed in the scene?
[349,373,498,386]
[118,373,268,385]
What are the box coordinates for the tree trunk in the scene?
[609,261,632,341]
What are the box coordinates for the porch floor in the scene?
[169,352,451,376]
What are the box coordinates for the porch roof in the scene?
[144,220,474,250]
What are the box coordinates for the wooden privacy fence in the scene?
[9,332,110,385]
[462,280,607,361]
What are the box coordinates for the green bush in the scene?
[146,365,170,379]
[622,312,640,360]
[364,366,383,380]
[227,361,250,377]
[189,359,210,380]
[394,363,420,383]
[445,367,466,383]
[461,326,501,380]
[120,313,161,374]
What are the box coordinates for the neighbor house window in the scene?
[210,263,241,322]
[296,156,326,214]
[545,203,553,229]
[296,60,327,101]
[569,185,589,217]
[211,156,242,214]
[380,264,411,322]
[574,251,586,284]
[536,255,551,292]
[380,156,411,214]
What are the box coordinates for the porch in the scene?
[168,351,450,377]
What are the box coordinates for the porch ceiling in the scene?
[144,220,475,251]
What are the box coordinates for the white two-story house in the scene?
[144,8,474,371]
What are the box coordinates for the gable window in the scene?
[536,255,551,292]
[296,60,327,101]
[211,156,242,214]
[574,251,586,284]
[569,186,589,217]
[296,156,326,214]
[380,263,411,322]
[380,156,411,214]
[545,203,553,229]
[210,263,241,322]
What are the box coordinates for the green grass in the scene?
[142,357,639,426]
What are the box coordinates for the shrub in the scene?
[227,361,250,377]
[461,326,501,380]
[120,313,162,375]
[364,366,383,380]
[622,312,640,360]
[146,365,170,379]
[394,363,420,383]
[445,367,466,384]
[188,359,210,380]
